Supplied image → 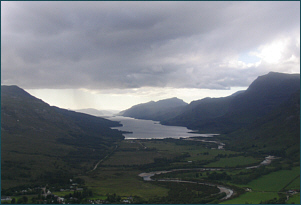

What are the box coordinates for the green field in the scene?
[102,150,161,165]
[142,139,239,163]
[204,156,261,168]
[287,193,300,204]
[221,192,279,204]
[246,167,300,192]
[82,168,169,200]
[83,139,300,204]
[286,176,300,190]
[222,166,300,204]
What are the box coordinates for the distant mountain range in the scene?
[119,97,188,121]
[76,108,119,116]
[1,86,124,189]
[121,72,300,133]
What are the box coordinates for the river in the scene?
[138,168,233,200]
[108,116,218,139]
[138,155,277,201]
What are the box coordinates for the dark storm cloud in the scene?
[1,1,300,90]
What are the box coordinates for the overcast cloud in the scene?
[2,1,299,90]
[1,2,300,110]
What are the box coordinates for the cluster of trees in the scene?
[259,194,287,204]
[9,196,28,204]
[61,189,93,204]
[139,153,191,171]
[106,193,121,203]
[207,171,231,181]
[2,185,42,197]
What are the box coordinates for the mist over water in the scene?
[108,116,216,139]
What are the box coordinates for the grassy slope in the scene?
[224,90,300,160]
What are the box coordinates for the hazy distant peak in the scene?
[76,108,104,116]
[120,97,187,120]
[156,97,186,103]
[76,108,119,116]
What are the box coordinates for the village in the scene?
[1,178,137,204]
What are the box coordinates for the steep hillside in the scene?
[163,72,300,133]
[225,72,300,124]
[1,85,124,189]
[224,89,300,161]
[120,97,187,121]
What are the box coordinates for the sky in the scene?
[1,1,300,111]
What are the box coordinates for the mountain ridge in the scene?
[120,97,188,121]
[162,72,300,133]
[1,85,124,189]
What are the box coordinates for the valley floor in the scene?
[80,137,300,204]
[2,137,300,204]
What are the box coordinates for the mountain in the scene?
[76,108,104,116]
[120,97,188,121]
[162,72,300,133]
[1,85,124,189]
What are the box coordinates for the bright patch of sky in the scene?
[238,52,261,64]
[252,39,288,64]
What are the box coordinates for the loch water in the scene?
[107,116,217,139]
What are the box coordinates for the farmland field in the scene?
[285,176,300,190]
[81,168,169,200]
[245,167,300,191]
[223,166,300,204]
[220,192,280,204]
[102,150,161,165]
[204,156,261,168]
